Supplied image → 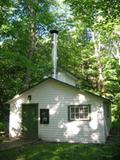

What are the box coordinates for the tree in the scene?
[65,0,120,96]
[0,0,56,98]
[0,0,58,131]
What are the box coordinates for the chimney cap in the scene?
[50,30,59,34]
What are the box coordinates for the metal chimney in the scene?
[50,30,59,79]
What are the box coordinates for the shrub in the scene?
[0,122,5,132]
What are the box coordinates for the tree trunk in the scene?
[24,6,37,88]
[92,31,104,95]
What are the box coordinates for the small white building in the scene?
[8,70,111,143]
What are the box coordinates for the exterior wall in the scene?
[9,79,106,143]
[103,102,111,138]
[9,96,27,138]
[37,80,106,143]
[56,71,76,86]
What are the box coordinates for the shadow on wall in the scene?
[44,94,105,143]
[9,92,105,143]
[56,119,102,143]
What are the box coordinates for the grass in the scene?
[0,143,114,160]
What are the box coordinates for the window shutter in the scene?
[68,106,70,121]
[88,105,91,120]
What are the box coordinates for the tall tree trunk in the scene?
[24,6,37,88]
[92,31,104,95]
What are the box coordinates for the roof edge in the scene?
[7,77,110,103]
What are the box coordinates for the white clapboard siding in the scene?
[35,79,105,143]
[9,78,107,143]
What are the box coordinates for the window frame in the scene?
[40,109,49,124]
[68,105,91,121]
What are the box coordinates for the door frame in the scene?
[22,103,38,138]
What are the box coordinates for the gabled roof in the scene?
[56,68,78,80]
[7,77,110,103]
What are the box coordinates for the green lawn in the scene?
[0,143,114,160]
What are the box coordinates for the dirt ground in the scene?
[0,138,40,151]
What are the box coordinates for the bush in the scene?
[111,121,120,160]
[0,122,5,132]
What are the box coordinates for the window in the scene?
[68,105,91,121]
[40,109,49,124]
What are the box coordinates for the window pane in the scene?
[79,109,83,114]
[71,107,74,113]
[76,113,79,119]
[84,108,88,112]
[71,114,74,119]
[84,113,88,118]
[80,114,83,118]
[76,108,79,113]
[40,109,49,124]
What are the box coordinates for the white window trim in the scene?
[69,105,91,121]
